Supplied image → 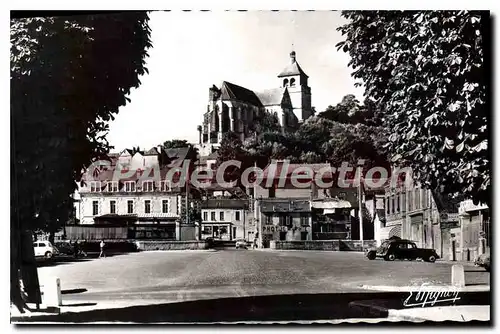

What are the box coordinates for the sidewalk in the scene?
[12,302,490,323]
[387,305,490,322]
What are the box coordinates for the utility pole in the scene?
[358,178,364,242]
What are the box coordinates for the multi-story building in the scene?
[74,146,198,240]
[458,199,490,261]
[380,179,462,260]
[251,160,371,247]
[196,50,313,157]
[200,199,252,240]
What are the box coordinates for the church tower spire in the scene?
[277,50,312,122]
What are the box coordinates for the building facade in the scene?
[458,200,490,261]
[196,51,313,157]
[74,146,197,240]
[379,181,464,260]
[200,199,252,240]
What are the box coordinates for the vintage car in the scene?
[365,238,439,262]
[235,239,249,250]
[475,251,490,272]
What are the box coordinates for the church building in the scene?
[196,51,313,157]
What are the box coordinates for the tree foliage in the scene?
[11,12,151,310]
[319,94,383,127]
[163,139,190,149]
[337,10,489,205]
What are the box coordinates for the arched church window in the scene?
[283,79,289,87]
[290,78,296,87]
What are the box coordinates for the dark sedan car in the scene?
[365,239,439,262]
[475,251,490,272]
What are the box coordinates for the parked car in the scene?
[475,251,490,272]
[54,241,75,256]
[33,241,59,259]
[365,239,439,262]
[235,239,248,250]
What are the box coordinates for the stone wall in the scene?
[269,240,377,251]
[135,240,208,251]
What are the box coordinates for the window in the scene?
[161,181,172,191]
[211,212,216,221]
[220,212,225,221]
[235,211,241,221]
[106,181,118,192]
[266,215,272,224]
[39,243,46,247]
[301,215,309,226]
[203,212,208,221]
[408,190,413,211]
[143,181,154,192]
[397,194,400,212]
[92,201,99,215]
[162,200,169,214]
[144,200,151,214]
[398,243,408,249]
[127,200,134,214]
[283,78,289,87]
[415,189,420,210]
[110,200,116,214]
[90,181,101,192]
[279,215,286,226]
[290,78,296,87]
[125,181,136,192]
[409,243,417,249]
[402,192,407,212]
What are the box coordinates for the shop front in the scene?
[258,199,312,248]
[201,223,233,240]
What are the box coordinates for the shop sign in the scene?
[263,225,287,233]
[440,212,459,222]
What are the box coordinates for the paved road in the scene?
[37,250,489,305]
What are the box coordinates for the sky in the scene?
[106,11,365,151]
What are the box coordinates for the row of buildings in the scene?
[70,49,489,262]
[72,145,489,262]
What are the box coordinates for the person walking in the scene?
[73,240,79,259]
[99,239,106,258]
[80,239,88,257]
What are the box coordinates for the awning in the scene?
[311,200,352,210]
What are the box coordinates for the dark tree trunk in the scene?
[20,230,42,307]
[10,226,25,313]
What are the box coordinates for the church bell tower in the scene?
[277,50,312,122]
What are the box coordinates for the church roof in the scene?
[220,81,263,107]
[278,61,308,78]
[256,88,286,106]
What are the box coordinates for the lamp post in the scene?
[358,178,364,242]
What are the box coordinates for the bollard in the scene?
[44,277,62,307]
[451,264,465,288]
[451,240,457,261]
